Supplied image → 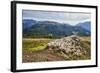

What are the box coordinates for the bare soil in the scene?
[22,49,66,63]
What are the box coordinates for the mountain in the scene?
[76,21,91,31]
[23,19,37,29]
[23,20,91,38]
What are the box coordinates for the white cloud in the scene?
[23,10,91,25]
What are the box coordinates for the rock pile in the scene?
[47,35,87,56]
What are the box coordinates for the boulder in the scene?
[47,35,86,56]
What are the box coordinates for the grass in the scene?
[24,45,47,52]
[23,38,53,52]
[22,36,91,62]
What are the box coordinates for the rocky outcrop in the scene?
[47,35,87,56]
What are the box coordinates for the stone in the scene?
[47,35,87,56]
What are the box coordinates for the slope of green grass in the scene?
[23,38,53,52]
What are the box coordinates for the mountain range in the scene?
[76,22,91,31]
[23,19,91,38]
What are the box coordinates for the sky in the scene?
[22,10,91,26]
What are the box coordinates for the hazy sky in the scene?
[22,10,91,25]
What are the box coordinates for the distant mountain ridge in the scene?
[23,19,37,29]
[23,19,91,37]
[76,21,91,31]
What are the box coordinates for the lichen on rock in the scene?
[47,35,87,57]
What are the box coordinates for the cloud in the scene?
[22,10,91,25]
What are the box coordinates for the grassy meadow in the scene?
[22,36,91,63]
[22,38,53,52]
[22,38,65,62]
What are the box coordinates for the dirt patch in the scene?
[22,49,66,63]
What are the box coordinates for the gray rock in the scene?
[47,35,86,56]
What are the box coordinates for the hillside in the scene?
[23,19,37,29]
[23,19,91,38]
[76,21,91,31]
